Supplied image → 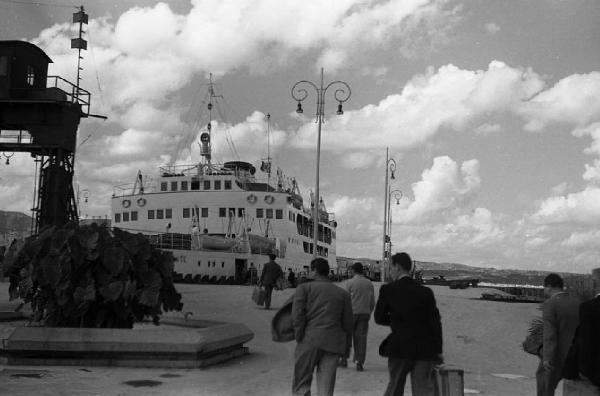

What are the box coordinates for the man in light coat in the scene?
[537,273,580,396]
[340,262,375,371]
[291,257,353,396]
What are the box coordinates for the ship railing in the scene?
[159,164,202,177]
[148,233,192,251]
[46,75,91,115]
[112,180,158,197]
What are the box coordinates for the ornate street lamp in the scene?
[292,68,351,258]
[382,147,397,281]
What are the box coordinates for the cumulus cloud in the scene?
[291,60,545,151]
[396,156,481,223]
[521,72,600,131]
[531,187,600,224]
[561,229,600,248]
[474,123,501,135]
[484,22,500,34]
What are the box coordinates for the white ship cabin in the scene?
[111,161,337,283]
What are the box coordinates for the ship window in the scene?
[157,209,164,219]
[197,260,201,267]
[256,208,263,218]
[275,209,283,219]
[131,211,138,221]
[191,180,200,190]
[148,210,155,219]
[238,208,245,217]
[183,208,190,218]
[161,182,168,191]
[203,180,211,190]
[221,262,225,268]
[219,208,226,217]
[224,180,232,190]
[0,56,7,77]
[171,181,177,191]
[214,180,221,190]
[202,208,209,217]
[181,181,188,191]
[26,65,34,86]
[114,213,121,223]
[166,208,172,219]
[123,212,130,222]
[266,209,273,219]
[229,208,235,217]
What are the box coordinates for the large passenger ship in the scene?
[110,80,337,283]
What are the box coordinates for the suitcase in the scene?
[435,366,464,396]
[252,286,265,306]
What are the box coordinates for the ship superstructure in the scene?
[111,78,337,282]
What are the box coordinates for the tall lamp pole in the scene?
[292,68,351,259]
[387,189,403,268]
[382,148,397,281]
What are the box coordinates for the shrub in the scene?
[4,223,183,328]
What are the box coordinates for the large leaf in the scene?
[100,281,125,302]
[73,281,96,303]
[39,255,61,288]
[122,280,137,301]
[137,271,162,307]
[101,247,125,277]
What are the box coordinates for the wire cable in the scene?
[0,0,76,8]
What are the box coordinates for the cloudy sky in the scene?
[1,0,599,273]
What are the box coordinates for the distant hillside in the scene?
[0,210,31,233]
[337,256,591,286]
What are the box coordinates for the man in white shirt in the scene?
[341,262,375,371]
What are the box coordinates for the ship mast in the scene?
[199,73,222,165]
[261,113,273,185]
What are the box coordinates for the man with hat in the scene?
[340,262,375,371]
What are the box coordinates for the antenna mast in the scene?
[71,6,88,102]
[199,73,222,165]
[261,113,273,184]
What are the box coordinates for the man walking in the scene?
[260,253,283,309]
[375,252,443,396]
[291,258,353,396]
[574,268,600,389]
[340,262,375,371]
[536,273,580,396]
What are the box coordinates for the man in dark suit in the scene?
[375,252,443,396]
[575,268,600,389]
[291,258,353,396]
[259,253,283,309]
[537,273,580,396]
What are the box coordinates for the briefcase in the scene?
[435,366,464,396]
[252,286,265,306]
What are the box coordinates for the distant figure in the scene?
[247,263,258,285]
[536,273,580,396]
[260,254,283,309]
[340,262,375,372]
[291,258,353,396]
[288,268,296,288]
[573,268,600,389]
[191,225,200,249]
[375,252,443,396]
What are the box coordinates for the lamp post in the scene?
[386,189,403,270]
[382,148,397,281]
[292,68,351,259]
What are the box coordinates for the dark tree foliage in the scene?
[4,223,183,328]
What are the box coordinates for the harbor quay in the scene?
[0,282,547,396]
